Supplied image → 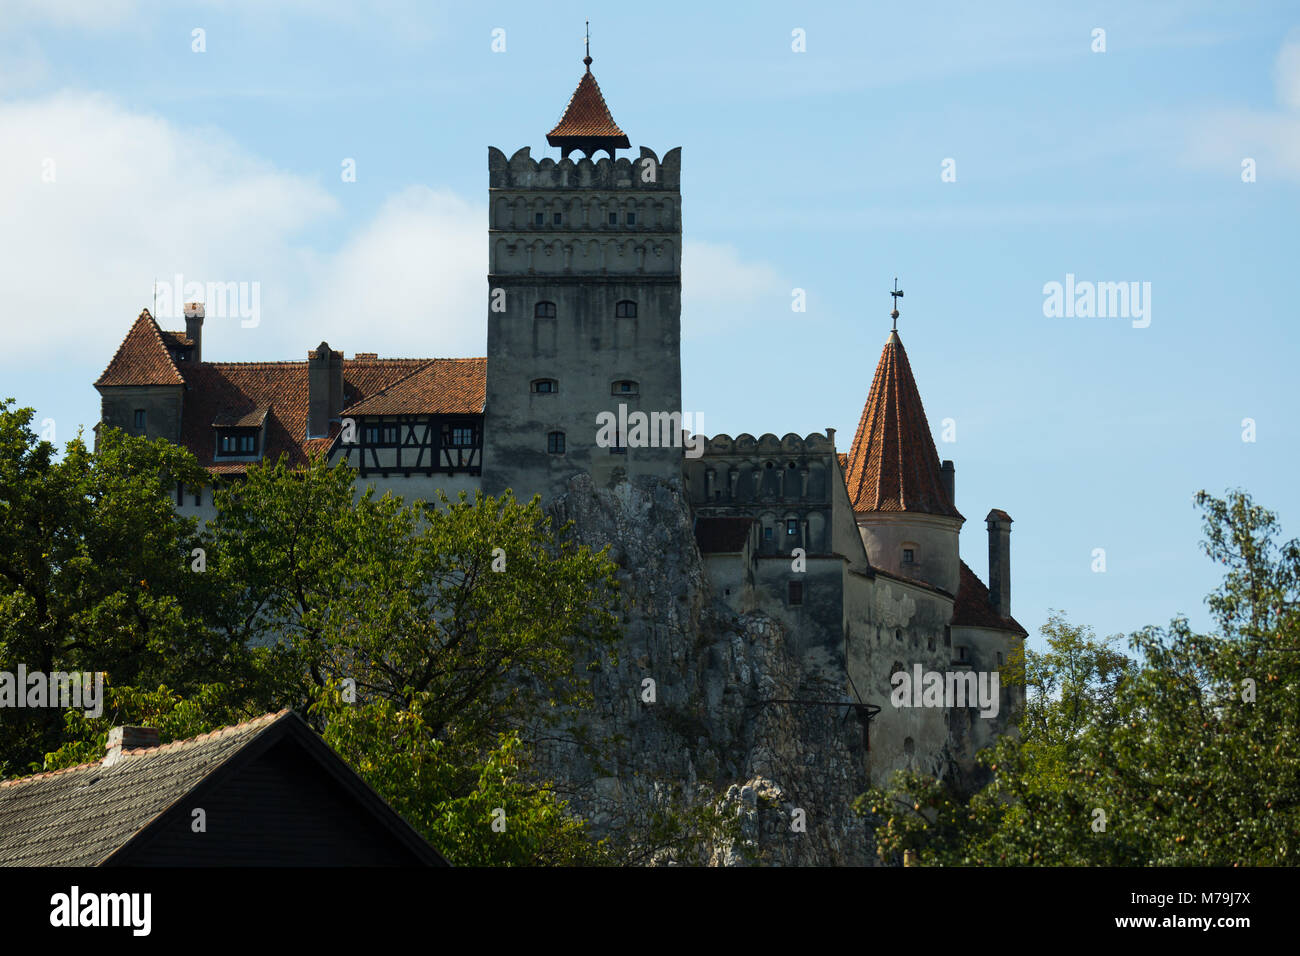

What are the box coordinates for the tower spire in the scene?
[584,20,592,71]
[890,277,904,332]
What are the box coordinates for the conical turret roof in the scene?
[844,331,962,519]
[546,58,629,158]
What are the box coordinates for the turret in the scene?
[844,293,963,594]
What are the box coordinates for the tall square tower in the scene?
[482,55,683,500]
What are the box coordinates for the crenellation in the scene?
[489,145,680,190]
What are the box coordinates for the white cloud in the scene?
[0,92,338,365]
[0,92,789,375]
[1179,36,1300,183]
[1275,32,1300,110]
[0,36,49,90]
[297,187,485,358]
[683,239,783,303]
[1,0,141,30]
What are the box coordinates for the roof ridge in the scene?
[0,709,291,788]
[95,309,185,388]
[120,708,289,759]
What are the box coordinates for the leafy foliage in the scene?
[858,489,1300,866]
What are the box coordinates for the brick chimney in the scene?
[184,302,204,363]
[104,726,160,767]
[307,341,344,439]
[940,459,955,507]
[986,509,1013,616]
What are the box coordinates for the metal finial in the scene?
[583,21,592,70]
[890,277,904,330]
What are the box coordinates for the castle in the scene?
[94,51,1025,796]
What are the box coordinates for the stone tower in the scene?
[843,329,964,594]
[481,51,683,501]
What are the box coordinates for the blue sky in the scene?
[1,1,1297,651]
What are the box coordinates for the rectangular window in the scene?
[363,425,380,444]
[552,212,562,225]
[382,424,399,444]
[534,212,544,225]
[547,432,565,455]
[903,548,914,564]
[764,527,773,541]
[626,211,636,225]
[133,409,146,431]
[788,581,803,606]
[959,646,968,662]
[217,431,258,456]
[786,519,798,535]
[608,211,618,225]
[451,427,474,447]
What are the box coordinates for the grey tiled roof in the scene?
[0,710,287,866]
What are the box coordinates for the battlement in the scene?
[489,146,680,190]
[700,432,836,457]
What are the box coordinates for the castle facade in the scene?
[94,54,1025,790]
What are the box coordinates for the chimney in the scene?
[307,341,344,438]
[986,509,1013,616]
[184,302,205,363]
[104,725,160,767]
[940,459,955,507]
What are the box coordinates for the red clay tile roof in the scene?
[212,405,270,428]
[837,452,848,470]
[345,358,486,416]
[694,516,754,554]
[177,357,485,475]
[952,561,1026,635]
[844,331,962,519]
[160,331,193,349]
[95,309,185,387]
[546,67,630,151]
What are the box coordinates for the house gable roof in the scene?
[0,710,447,866]
[95,309,185,387]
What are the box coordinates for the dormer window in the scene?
[216,430,258,457]
[532,379,558,394]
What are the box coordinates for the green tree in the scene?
[859,489,1300,866]
[204,455,623,754]
[0,401,247,774]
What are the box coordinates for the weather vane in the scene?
[890,277,904,330]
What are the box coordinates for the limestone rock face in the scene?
[541,473,873,866]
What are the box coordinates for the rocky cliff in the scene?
[540,473,875,865]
